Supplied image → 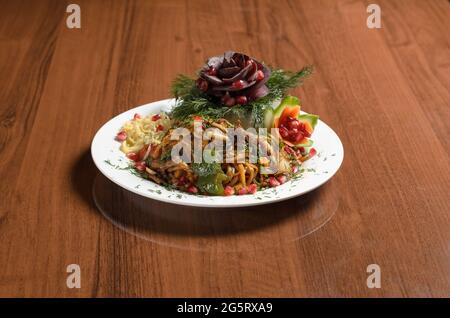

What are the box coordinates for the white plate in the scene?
[91,99,344,208]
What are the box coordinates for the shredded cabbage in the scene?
[119,113,171,153]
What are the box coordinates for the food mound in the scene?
[115,51,319,196]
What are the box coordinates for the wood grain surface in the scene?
[0,0,449,297]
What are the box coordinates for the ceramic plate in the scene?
[91,99,343,207]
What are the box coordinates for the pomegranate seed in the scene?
[287,116,296,122]
[299,147,305,153]
[290,128,299,136]
[137,145,149,160]
[225,97,236,107]
[277,175,287,184]
[287,119,300,130]
[187,185,198,194]
[134,161,146,171]
[309,148,317,158]
[279,127,289,138]
[238,187,248,195]
[177,176,187,186]
[126,152,139,162]
[256,70,265,81]
[207,67,217,76]
[156,124,164,131]
[116,131,127,141]
[151,114,161,121]
[247,184,257,194]
[292,132,304,143]
[231,80,245,89]
[197,78,208,92]
[292,166,299,173]
[268,177,280,187]
[236,96,247,105]
[224,186,235,196]
[133,113,141,120]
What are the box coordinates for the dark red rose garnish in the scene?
[197,51,271,105]
[196,78,209,92]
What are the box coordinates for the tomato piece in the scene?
[268,177,280,187]
[238,187,248,195]
[134,161,146,171]
[247,184,257,194]
[277,175,287,184]
[126,152,139,162]
[224,186,235,196]
[137,145,149,161]
[187,185,198,194]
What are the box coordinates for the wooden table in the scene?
[0,0,449,298]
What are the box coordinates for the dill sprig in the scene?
[266,65,314,98]
[171,74,197,99]
[170,65,314,127]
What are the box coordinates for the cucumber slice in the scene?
[295,139,313,148]
[264,107,274,129]
[273,95,300,118]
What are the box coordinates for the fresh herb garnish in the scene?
[170,66,313,127]
[191,162,222,177]
[160,150,172,162]
[171,74,196,98]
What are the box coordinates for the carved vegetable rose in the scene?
[196,51,271,106]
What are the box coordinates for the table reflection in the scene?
[93,174,339,252]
